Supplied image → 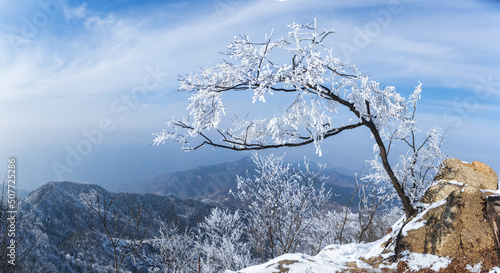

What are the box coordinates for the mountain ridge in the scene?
[21,180,224,272]
[121,157,358,208]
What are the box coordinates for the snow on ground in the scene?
[226,232,454,273]
[228,188,500,273]
[397,251,451,271]
[465,262,482,273]
[226,214,455,273]
[227,199,458,273]
[226,239,387,273]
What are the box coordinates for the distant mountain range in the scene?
[121,157,358,208]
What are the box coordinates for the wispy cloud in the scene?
[375,36,454,57]
[0,0,498,150]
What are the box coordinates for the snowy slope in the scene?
[229,200,492,273]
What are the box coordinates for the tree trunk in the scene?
[364,119,416,218]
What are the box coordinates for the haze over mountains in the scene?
[2,142,358,193]
[122,157,358,208]
[1,142,244,191]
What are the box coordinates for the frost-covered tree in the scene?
[303,209,358,254]
[196,208,251,272]
[231,154,331,259]
[154,20,445,218]
[149,222,198,273]
[84,189,150,273]
[361,86,446,208]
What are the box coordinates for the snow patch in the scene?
[402,199,446,236]
[399,251,451,271]
[442,179,465,186]
[232,237,391,273]
[433,179,465,187]
[466,262,482,273]
[481,188,500,196]
[402,219,426,236]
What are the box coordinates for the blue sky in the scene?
[0,0,499,188]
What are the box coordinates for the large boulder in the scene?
[433,158,498,190]
[400,158,500,270]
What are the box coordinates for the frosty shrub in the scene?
[196,208,251,273]
[231,153,331,260]
[303,208,359,254]
[84,189,150,273]
[149,222,198,273]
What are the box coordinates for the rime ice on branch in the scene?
[153,20,445,218]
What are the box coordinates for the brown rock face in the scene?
[420,181,463,204]
[434,158,498,190]
[400,159,500,270]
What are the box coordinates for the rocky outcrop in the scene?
[433,158,498,190]
[400,158,500,270]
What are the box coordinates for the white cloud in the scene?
[375,36,454,57]
[0,0,498,149]
[62,3,87,20]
